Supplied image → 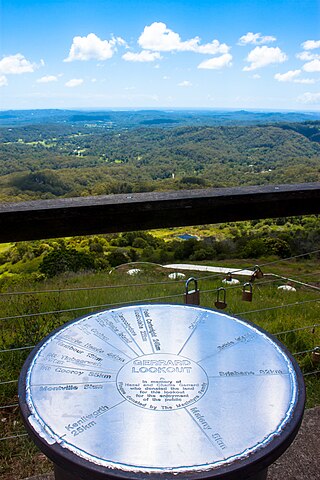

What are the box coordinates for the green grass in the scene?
[0,260,319,479]
[0,244,12,254]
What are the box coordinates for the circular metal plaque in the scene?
[19,304,305,478]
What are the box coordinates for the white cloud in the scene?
[243,46,287,71]
[196,40,230,55]
[116,37,128,48]
[302,40,320,50]
[296,51,320,61]
[65,78,84,87]
[238,32,276,46]
[122,50,162,62]
[178,80,192,87]
[297,92,320,104]
[274,70,301,82]
[252,74,261,79]
[302,59,320,72]
[138,22,196,51]
[0,75,8,87]
[0,53,36,74]
[138,22,229,54]
[37,75,58,83]
[198,53,232,70]
[294,78,316,84]
[274,70,315,84]
[64,33,124,62]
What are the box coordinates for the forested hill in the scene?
[0,120,319,202]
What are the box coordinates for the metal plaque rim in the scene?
[18,303,306,479]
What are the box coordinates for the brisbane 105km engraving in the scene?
[21,304,301,474]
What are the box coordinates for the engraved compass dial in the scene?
[19,304,304,475]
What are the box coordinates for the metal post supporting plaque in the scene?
[19,304,305,480]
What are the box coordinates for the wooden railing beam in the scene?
[0,183,319,242]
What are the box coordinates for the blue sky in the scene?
[1,0,320,110]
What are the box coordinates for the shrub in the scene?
[132,237,148,249]
[106,249,130,267]
[39,247,95,277]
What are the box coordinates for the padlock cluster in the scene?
[184,265,264,309]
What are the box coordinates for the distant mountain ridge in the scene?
[1,108,320,128]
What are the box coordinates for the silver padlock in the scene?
[226,272,232,282]
[312,347,320,365]
[215,287,227,309]
[242,282,253,302]
[254,265,264,279]
[184,277,200,305]
[250,265,263,283]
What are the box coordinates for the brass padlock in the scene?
[242,282,253,302]
[215,287,227,309]
[184,277,200,305]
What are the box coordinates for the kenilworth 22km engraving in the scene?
[22,304,299,474]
